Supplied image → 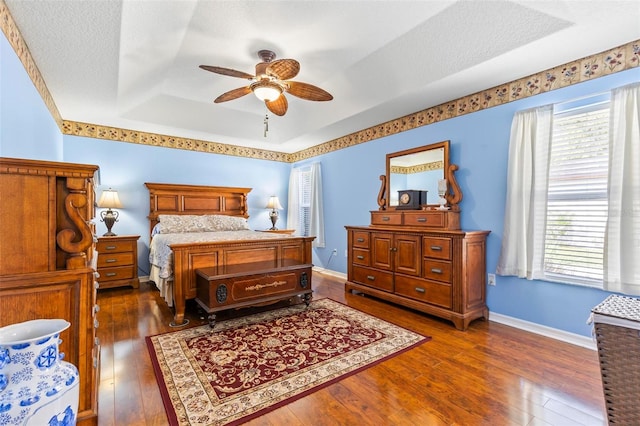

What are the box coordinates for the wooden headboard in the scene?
[144,182,251,236]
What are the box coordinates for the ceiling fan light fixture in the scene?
[251,81,282,102]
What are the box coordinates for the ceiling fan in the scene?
[199,49,333,116]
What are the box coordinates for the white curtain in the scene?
[309,162,325,248]
[604,83,640,295]
[286,163,325,248]
[496,105,553,279]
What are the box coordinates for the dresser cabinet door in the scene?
[395,234,421,276]
[371,232,394,270]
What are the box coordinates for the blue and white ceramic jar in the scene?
[0,319,79,426]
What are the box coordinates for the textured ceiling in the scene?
[5,0,640,153]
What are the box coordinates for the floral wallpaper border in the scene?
[391,161,443,175]
[2,1,638,163]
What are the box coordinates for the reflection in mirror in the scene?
[384,140,450,210]
[388,148,445,206]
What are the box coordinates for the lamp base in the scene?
[100,209,119,237]
[269,210,279,230]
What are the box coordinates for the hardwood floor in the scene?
[96,272,606,426]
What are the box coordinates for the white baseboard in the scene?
[314,267,596,350]
[139,275,150,283]
[313,266,347,281]
[489,312,596,350]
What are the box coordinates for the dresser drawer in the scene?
[99,265,134,282]
[352,266,393,292]
[423,237,452,260]
[352,231,370,248]
[423,259,452,283]
[395,276,452,309]
[352,248,370,266]
[96,239,135,253]
[403,211,445,228]
[370,212,403,226]
[97,252,134,268]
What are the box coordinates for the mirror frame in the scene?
[377,140,462,211]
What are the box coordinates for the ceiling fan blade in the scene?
[287,81,333,101]
[266,95,288,116]
[266,59,300,81]
[199,65,254,79]
[214,86,252,103]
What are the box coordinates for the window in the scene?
[287,162,325,247]
[544,97,610,286]
[498,84,640,295]
[297,168,312,236]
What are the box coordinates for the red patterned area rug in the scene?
[146,298,430,425]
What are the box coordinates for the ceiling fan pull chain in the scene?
[264,113,269,137]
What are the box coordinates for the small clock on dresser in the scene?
[396,190,426,210]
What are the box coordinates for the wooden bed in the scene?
[145,182,315,326]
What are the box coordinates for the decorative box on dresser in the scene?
[345,140,490,331]
[0,157,100,425]
[96,235,140,289]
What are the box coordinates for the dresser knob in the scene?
[356,255,364,260]
[105,245,117,250]
[430,246,442,251]
[367,275,375,281]
[94,304,100,314]
[94,281,100,289]
[415,287,426,293]
[417,217,427,222]
[95,337,100,346]
[94,319,99,329]
[106,258,117,263]
[431,268,443,274]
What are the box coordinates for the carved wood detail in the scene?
[377,174,387,211]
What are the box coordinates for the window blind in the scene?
[298,169,312,236]
[544,102,609,285]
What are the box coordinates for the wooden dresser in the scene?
[346,217,489,330]
[96,235,140,289]
[347,140,490,331]
[0,157,100,425]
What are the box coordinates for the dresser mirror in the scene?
[377,140,462,211]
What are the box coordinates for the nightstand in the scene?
[96,235,140,289]
[260,229,295,235]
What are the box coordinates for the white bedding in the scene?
[148,230,291,306]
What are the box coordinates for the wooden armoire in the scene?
[0,157,100,425]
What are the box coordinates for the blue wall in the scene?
[3,29,640,337]
[0,35,62,160]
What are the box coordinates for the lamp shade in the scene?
[265,196,283,210]
[98,188,122,209]
[252,81,282,102]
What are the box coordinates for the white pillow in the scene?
[157,214,249,233]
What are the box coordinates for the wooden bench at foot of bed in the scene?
[170,237,315,326]
[195,259,312,328]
